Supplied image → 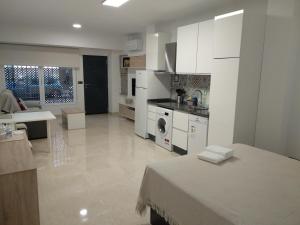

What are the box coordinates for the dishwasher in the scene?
[188,115,209,154]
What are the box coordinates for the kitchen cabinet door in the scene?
[172,128,188,150]
[196,20,214,75]
[214,11,243,58]
[188,120,208,154]
[147,119,156,136]
[173,111,189,132]
[176,23,199,74]
[208,58,240,146]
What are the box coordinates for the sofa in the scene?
[0,89,47,140]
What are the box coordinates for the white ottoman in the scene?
[62,108,85,130]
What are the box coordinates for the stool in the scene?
[62,108,85,130]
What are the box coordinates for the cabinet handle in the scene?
[191,126,196,133]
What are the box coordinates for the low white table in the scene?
[0,111,56,152]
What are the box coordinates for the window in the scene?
[43,67,74,104]
[4,65,40,101]
[3,65,75,104]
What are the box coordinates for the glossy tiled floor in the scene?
[32,114,176,225]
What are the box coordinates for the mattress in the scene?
[136,144,300,225]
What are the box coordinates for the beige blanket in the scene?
[0,89,21,113]
[136,144,300,225]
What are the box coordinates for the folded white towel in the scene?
[206,145,234,158]
[197,145,234,164]
[197,151,226,164]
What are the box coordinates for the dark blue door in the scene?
[83,55,108,114]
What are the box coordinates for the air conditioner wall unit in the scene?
[126,39,143,51]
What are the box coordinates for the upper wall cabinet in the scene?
[176,20,213,75]
[146,32,170,71]
[176,23,198,74]
[196,20,214,74]
[214,11,244,58]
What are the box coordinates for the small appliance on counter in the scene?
[176,89,185,104]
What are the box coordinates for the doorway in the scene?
[83,55,108,114]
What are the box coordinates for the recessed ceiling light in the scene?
[102,0,130,7]
[73,23,82,29]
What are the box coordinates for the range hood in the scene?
[155,42,177,74]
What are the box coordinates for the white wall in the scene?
[285,0,300,159]
[108,52,121,113]
[0,44,121,115]
[156,1,251,42]
[0,25,124,51]
[255,0,299,155]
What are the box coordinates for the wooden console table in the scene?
[0,132,40,225]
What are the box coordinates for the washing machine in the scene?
[155,107,173,151]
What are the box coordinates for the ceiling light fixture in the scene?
[102,0,130,7]
[215,10,244,20]
[73,23,82,29]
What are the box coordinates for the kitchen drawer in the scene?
[148,111,156,120]
[172,128,188,150]
[173,111,189,132]
[147,119,156,136]
[148,105,157,113]
[189,114,209,124]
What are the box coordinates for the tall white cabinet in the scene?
[214,11,244,58]
[208,59,240,145]
[208,9,266,146]
[176,20,213,75]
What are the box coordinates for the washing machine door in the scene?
[157,117,168,137]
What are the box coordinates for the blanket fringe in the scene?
[136,198,180,225]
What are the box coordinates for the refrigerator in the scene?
[135,70,171,138]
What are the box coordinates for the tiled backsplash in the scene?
[171,74,211,107]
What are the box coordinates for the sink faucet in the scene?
[192,89,203,106]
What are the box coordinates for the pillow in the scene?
[17,98,28,111]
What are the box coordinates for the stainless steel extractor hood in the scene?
[155,42,177,74]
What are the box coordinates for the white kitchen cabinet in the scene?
[147,105,157,136]
[196,20,214,74]
[147,119,156,136]
[172,128,188,150]
[176,23,199,74]
[146,32,170,70]
[214,11,244,58]
[173,111,189,131]
[172,111,189,150]
[188,115,209,154]
[208,58,240,146]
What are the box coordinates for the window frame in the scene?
[2,65,77,106]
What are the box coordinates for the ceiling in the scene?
[0,0,236,36]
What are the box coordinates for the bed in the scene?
[136,144,300,225]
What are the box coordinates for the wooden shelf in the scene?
[121,55,146,69]
[119,104,135,121]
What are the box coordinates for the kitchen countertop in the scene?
[148,99,209,118]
